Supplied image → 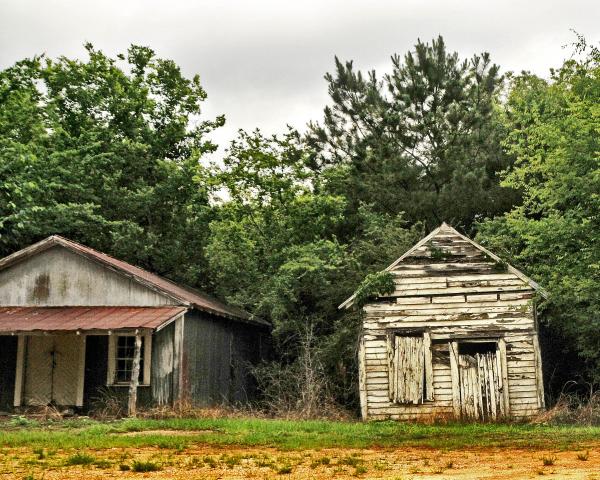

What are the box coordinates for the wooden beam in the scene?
[127,334,142,417]
[13,335,25,407]
[532,332,545,411]
[497,338,510,418]
[449,341,461,418]
[423,331,434,401]
[76,335,86,407]
[358,334,368,420]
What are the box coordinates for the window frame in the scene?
[107,333,152,386]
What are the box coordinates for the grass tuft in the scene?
[131,460,161,472]
[65,452,95,466]
[576,451,589,461]
[541,455,556,466]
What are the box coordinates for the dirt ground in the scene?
[1,441,599,479]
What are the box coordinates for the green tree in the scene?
[207,129,421,410]
[307,36,519,231]
[0,44,221,287]
[478,37,600,385]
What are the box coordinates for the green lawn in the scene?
[1,417,599,451]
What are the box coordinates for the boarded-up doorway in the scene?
[454,341,507,421]
[23,335,85,406]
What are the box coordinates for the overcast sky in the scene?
[1,0,599,156]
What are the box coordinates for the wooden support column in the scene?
[127,333,142,417]
[357,334,368,420]
[449,341,461,418]
[532,332,545,410]
[13,335,25,407]
[497,338,510,417]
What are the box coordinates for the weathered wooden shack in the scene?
[0,235,269,413]
[340,223,545,422]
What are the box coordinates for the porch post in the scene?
[13,335,25,407]
[127,333,142,417]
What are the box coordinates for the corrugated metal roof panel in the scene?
[0,306,187,332]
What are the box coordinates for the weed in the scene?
[32,448,46,460]
[542,455,556,466]
[65,452,95,466]
[445,460,454,469]
[277,464,293,474]
[354,465,368,475]
[310,456,331,468]
[9,416,38,428]
[256,456,275,468]
[221,454,242,468]
[93,459,112,469]
[203,456,218,468]
[131,460,161,472]
[339,455,364,467]
[119,464,130,471]
[577,451,589,461]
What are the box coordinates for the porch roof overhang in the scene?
[0,306,187,334]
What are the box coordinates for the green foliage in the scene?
[65,452,95,466]
[353,271,395,308]
[131,460,161,472]
[306,35,519,231]
[478,37,600,385]
[2,34,598,411]
[0,43,220,289]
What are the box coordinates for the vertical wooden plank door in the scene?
[457,346,505,421]
[24,335,84,406]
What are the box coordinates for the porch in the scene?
[0,306,186,413]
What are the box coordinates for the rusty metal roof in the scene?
[0,306,187,333]
[0,235,268,327]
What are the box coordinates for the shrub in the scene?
[131,460,161,472]
[65,452,95,466]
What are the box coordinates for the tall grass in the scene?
[1,417,599,451]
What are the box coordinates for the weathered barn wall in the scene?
[182,311,265,406]
[0,246,177,306]
[360,225,544,421]
[151,322,176,405]
[0,336,17,411]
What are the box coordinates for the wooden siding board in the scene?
[359,225,543,421]
[151,322,174,405]
[0,246,176,307]
[183,310,262,407]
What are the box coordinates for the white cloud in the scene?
[1,0,598,156]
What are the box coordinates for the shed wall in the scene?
[182,311,265,406]
[361,227,543,421]
[0,246,177,306]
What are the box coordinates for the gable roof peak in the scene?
[339,222,546,309]
[0,235,267,326]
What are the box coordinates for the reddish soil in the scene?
[1,443,599,479]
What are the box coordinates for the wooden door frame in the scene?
[449,338,510,419]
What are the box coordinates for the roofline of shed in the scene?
[0,235,270,328]
[338,222,547,310]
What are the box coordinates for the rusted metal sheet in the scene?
[0,306,187,332]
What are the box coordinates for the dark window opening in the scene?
[458,341,496,356]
